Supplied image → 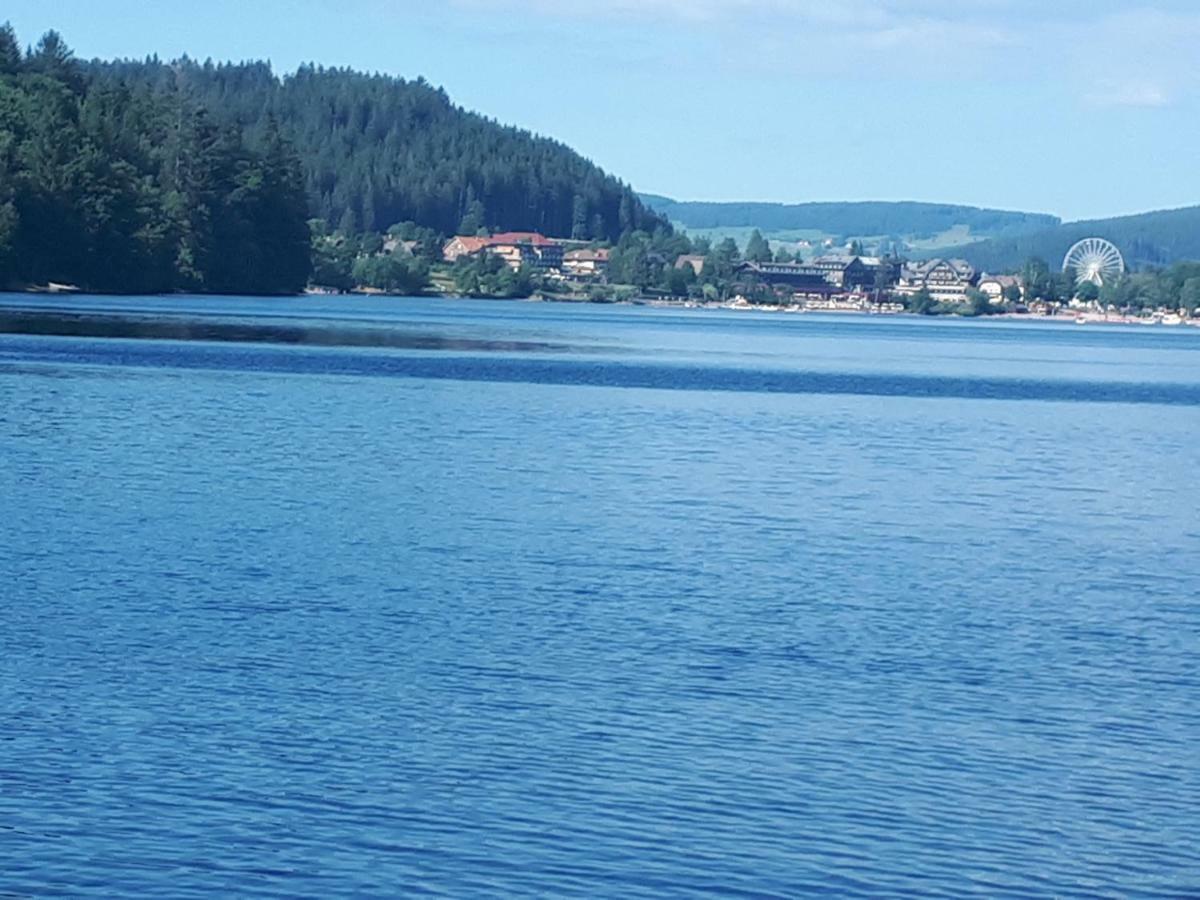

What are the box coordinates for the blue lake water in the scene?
[2,294,1199,897]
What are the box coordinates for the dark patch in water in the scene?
[0,309,570,354]
[4,332,1200,407]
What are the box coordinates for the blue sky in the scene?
[5,0,1199,221]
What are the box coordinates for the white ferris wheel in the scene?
[1063,238,1125,287]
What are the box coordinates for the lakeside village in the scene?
[315,225,1200,326]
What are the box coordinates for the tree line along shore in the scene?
[3,25,1198,323]
[309,227,1200,322]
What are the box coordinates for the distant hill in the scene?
[643,192,1200,273]
[940,206,1200,272]
[639,194,1060,243]
[87,58,666,241]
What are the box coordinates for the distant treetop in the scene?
[640,194,1060,239]
[88,57,667,242]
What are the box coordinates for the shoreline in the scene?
[4,286,1199,330]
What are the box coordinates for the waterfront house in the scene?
[497,233,565,271]
[383,238,420,256]
[978,274,1023,304]
[860,256,903,288]
[443,232,564,270]
[736,261,835,295]
[442,235,491,262]
[675,254,706,276]
[563,248,610,278]
[809,255,901,291]
[488,231,558,248]
[895,258,978,303]
[811,255,872,289]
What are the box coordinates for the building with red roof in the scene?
[442,232,564,271]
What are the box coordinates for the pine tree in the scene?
[0,201,17,284]
[250,118,314,292]
[28,31,84,92]
[571,194,588,240]
[0,22,21,75]
[1,25,679,294]
[459,198,486,235]
[745,229,772,263]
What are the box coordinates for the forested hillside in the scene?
[945,206,1200,272]
[640,195,1059,241]
[89,58,664,241]
[0,27,311,293]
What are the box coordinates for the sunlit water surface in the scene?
[2,295,1198,897]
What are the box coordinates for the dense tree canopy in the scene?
[7,24,1198,311]
[1098,260,1200,313]
[641,194,1060,239]
[0,25,311,293]
[1,25,666,294]
[87,56,666,242]
[952,207,1200,273]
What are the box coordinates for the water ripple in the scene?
[2,301,1198,897]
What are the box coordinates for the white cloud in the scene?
[1084,81,1171,108]
[447,0,1020,77]
[446,1,1200,102]
[1065,8,1200,109]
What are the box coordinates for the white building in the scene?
[895,259,977,303]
